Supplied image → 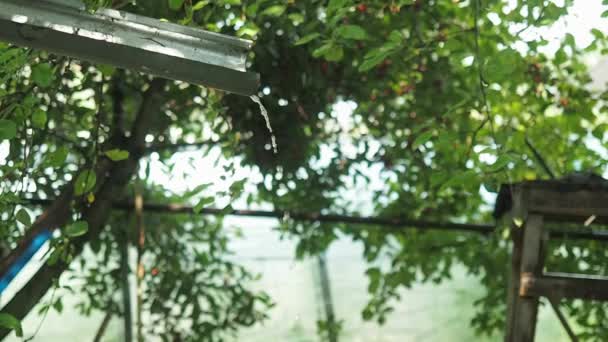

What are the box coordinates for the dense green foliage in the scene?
[1,0,608,340]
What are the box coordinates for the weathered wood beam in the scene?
[505,228,523,342]
[521,272,608,301]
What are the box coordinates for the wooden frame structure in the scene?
[496,173,608,341]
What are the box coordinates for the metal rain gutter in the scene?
[0,0,259,95]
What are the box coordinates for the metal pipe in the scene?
[0,0,259,95]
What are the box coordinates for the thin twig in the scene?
[465,117,489,162]
[473,0,516,193]
[93,311,113,342]
[144,140,223,154]
[547,297,579,342]
[515,2,547,37]
[24,285,58,342]
[525,135,556,179]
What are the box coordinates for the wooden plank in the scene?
[512,214,544,342]
[521,272,608,301]
[527,189,608,220]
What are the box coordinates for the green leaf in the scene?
[327,0,347,15]
[295,33,321,46]
[32,108,47,129]
[483,155,515,173]
[366,267,381,292]
[74,170,97,196]
[65,221,88,237]
[591,28,604,40]
[288,13,305,25]
[168,0,185,10]
[358,50,392,71]
[229,179,246,197]
[236,23,260,38]
[192,0,209,11]
[325,46,344,62]
[0,119,17,140]
[387,30,403,44]
[193,197,214,214]
[412,131,434,149]
[53,299,63,313]
[16,208,31,226]
[485,48,524,83]
[261,5,286,17]
[602,10,608,18]
[483,181,499,193]
[335,25,368,40]
[46,146,69,167]
[430,172,448,188]
[313,42,344,62]
[97,64,116,76]
[440,170,478,190]
[104,149,130,161]
[313,43,333,58]
[184,183,212,199]
[31,63,54,88]
[0,313,22,337]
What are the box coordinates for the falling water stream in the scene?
[250,95,278,154]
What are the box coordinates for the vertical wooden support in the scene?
[505,228,523,342]
[499,176,608,342]
[512,214,544,342]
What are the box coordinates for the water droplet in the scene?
[250,95,278,154]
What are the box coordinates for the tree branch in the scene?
[0,79,167,340]
[525,135,556,179]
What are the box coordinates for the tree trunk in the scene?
[0,79,167,340]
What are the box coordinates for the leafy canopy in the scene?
[1,0,608,340]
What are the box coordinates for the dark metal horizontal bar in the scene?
[26,198,496,234]
[19,198,608,241]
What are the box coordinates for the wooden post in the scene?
[498,175,608,342]
[505,227,523,342]
[511,214,544,342]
